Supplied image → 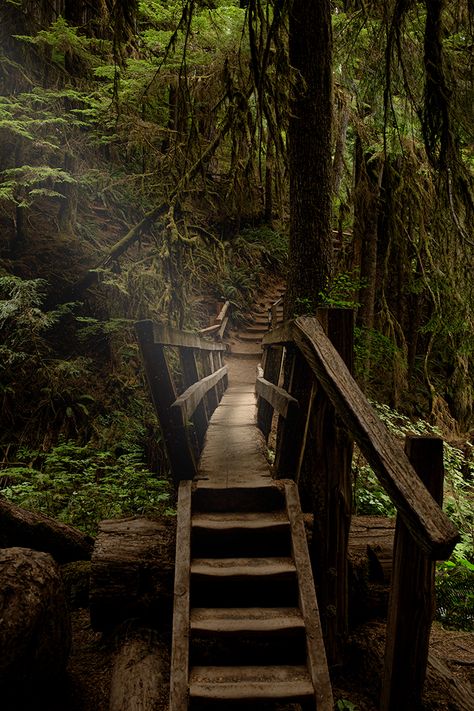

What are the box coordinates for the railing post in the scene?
[201,352,219,416]
[257,345,284,440]
[135,321,197,483]
[180,347,208,452]
[306,308,354,666]
[273,345,313,486]
[381,435,444,711]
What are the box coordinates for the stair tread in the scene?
[190,607,304,632]
[189,664,313,699]
[191,557,296,576]
[192,511,289,530]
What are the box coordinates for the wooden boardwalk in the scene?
[196,357,272,488]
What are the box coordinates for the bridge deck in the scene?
[196,356,272,487]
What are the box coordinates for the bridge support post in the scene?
[135,321,197,483]
[305,308,354,666]
[381,435,444,711]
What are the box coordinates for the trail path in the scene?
[196,356,272,487]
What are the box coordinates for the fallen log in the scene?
[0,547,71,686]
[90,516,176,631]
[0,497,94,563]
[109,628,169,711]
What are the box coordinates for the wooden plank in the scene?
[135,321,197,482]
[169,481,192,711]
[189,665,314,701]
[136,319,226,351]
[292,316,458,560]
[381,436,445,711]
[216,300,230,323]
[190,607,305,634]
[255,376,298,418]
[261,320,294,346]
[171,365,228,422]
[191,557,296,577]
[284,481,333,711]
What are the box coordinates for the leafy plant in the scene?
[1,441,173,535]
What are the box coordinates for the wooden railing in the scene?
[257,310,460,710]
[135,320,228,483]
[198,299,230,338]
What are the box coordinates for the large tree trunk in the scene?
[0,497,94,562]
[0,547,71,686]
[286,0,334,316]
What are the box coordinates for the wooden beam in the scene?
[292,316,458,559]
[136,320,226,351]
[171,366,228,422]
[262,320,294,347]
[169,481,192,711]
[135,321,197,483]
[255,377,298,419]
[284,481,333,711]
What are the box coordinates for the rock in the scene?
[0,547,71,686]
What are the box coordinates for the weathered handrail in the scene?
[258,311,460,707]
[135,319,228,483]
[261,316,458,560]
[199,300,230,338]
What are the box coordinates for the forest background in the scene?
[0,0,472,628]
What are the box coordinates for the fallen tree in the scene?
[0,496,94,563]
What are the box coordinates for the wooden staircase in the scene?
[170,481,333,710]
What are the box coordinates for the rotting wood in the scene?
[0,497,94,563]
[255,376,298,418]
[169,481,192,711]
[381,436,445,711]
[284,481,333,711]
[263,317,459,559]
[109,629,168,711]
[171,366,228,422]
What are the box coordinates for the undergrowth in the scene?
[353,401,474,631]
[1,441,173,536]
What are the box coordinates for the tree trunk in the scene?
[286,0,334,317]
[0,497,94,563]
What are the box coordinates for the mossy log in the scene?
[0,497,94,563]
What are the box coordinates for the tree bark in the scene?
[286,0,334,317]
[109,628,169,711]
[0,547,71,686]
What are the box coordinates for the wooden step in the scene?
[237,332,264,342]
[192,484,285,512]
[189,664,314,701]
[192,511,288,530]
[192,512,291,557]
[190,607,304,634]
[191,557,295,578]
